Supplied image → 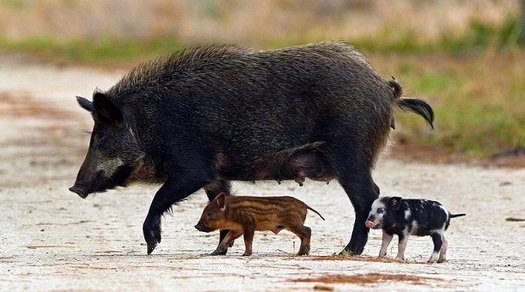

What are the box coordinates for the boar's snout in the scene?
[195,221,212,233]
[69,184,89,199]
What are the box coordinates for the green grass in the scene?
[0,16,521,64]
[353,16,523,54]
[0,17,524,159]
[390,51,525,157]
[0,37,186,67]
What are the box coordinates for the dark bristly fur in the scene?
[195,193,324,256]
[69,41,434,255]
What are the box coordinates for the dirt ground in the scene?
[1,57,524,291]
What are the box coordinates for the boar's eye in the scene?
[206,211,216,219]
[377,208,384,214]
[93,131,108,145]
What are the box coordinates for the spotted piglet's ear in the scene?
[388,196,402,210]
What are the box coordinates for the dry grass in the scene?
[0,0,519,46]
[1,0,524,160]
[370,48,525,158]
[293,272,441,285]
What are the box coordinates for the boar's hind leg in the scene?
[329,146,379,255]
[203,180,234,253]
[341,173,379,255]
[143,169,214,255]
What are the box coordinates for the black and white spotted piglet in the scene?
[365,196,465,263]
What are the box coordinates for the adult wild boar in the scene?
[69,41,434,255]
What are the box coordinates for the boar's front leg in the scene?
[211,229,243,255]
[143,166,214,255]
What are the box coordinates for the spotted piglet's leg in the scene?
[438,236,449,263]
[396,232,409,261]
[428,232,444,263]
[379,231,393,257]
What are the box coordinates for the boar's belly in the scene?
[214,144,336,183]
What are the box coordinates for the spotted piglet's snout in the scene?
[365,214,380,229]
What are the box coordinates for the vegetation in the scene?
[0,37,185,67]
[0,15,523,160]
[377,17,525,157]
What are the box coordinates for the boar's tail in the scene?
[450,213,466,218]
[307,206,325,221]
[388,78,403,100]
[396,98,435,129]
[388,78,435,130]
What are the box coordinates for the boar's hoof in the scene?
[341,240,366,256]
[338,249,356,256]
[143,218,162,255]
[242,251,252,256]
[147,242,157,255]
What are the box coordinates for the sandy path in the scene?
[1,59,524,291]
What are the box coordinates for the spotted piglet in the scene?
[365,196,465,263]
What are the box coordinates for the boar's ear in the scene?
[76,96,95,112]
[93,92,123,125]
[216,193,226,210]
[388,196,402,210]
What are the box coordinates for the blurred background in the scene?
[0,0,524,165]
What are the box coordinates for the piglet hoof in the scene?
[297,247,310,256]
[242,251,252,256]
[395,257,406,263]
[210,248,228,256]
